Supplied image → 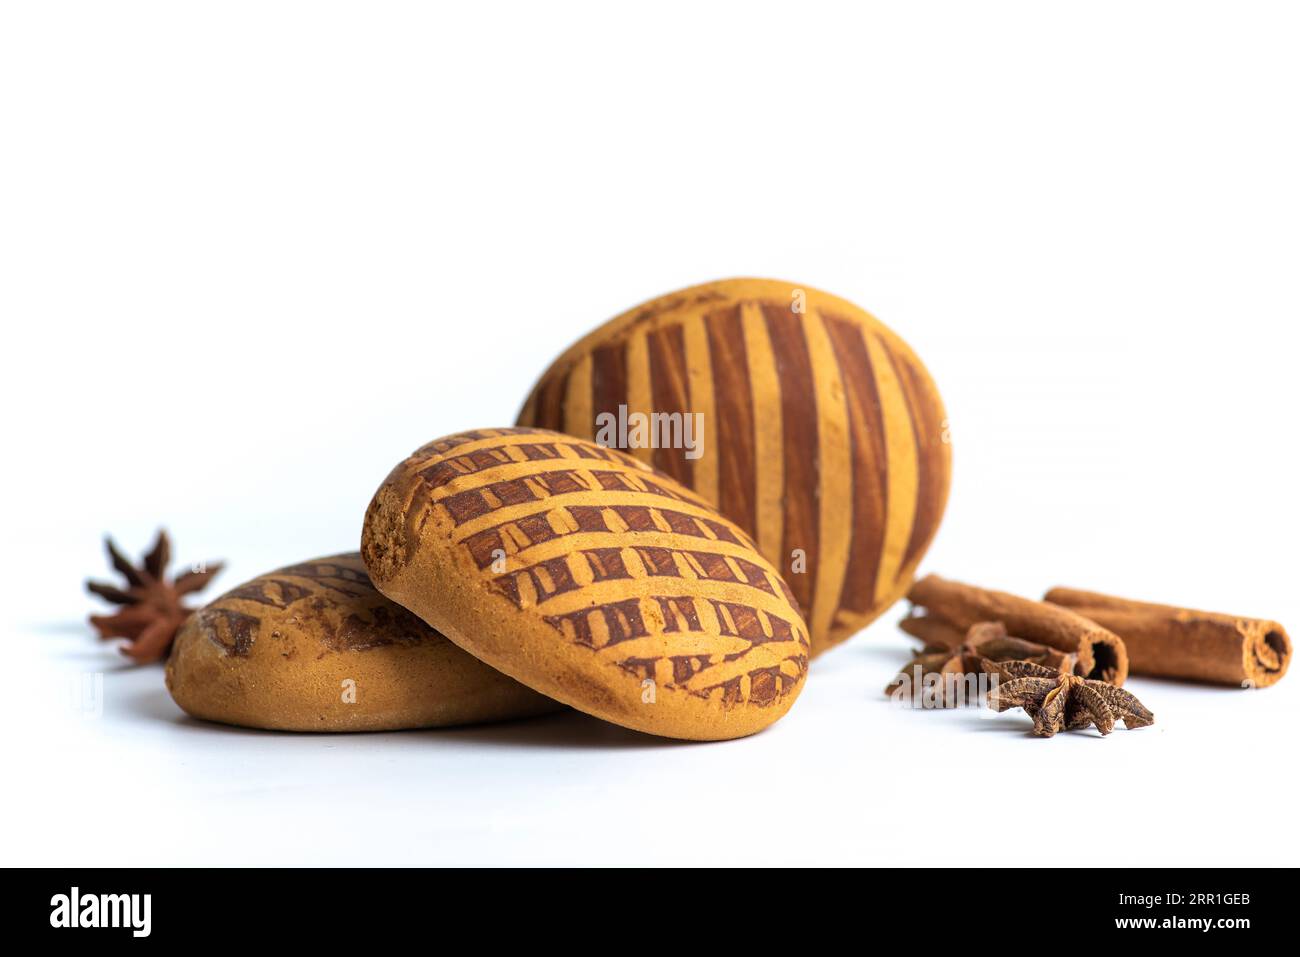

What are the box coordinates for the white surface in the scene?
[2,1,1297,866]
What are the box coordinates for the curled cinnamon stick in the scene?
[898,613,966,649]
[1044,587,1292,688]
[907,575,1129,685]
[899,615,1077,673]
[885,620,1076,704]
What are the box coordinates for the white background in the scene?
[2,1,1296,866]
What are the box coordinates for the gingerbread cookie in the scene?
[361,428,810,740]
[165,553,558,731]
[517,277,951,656]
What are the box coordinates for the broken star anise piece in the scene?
[885,621,1074,707]
[984,658,1155,737]
[85,530,223,663]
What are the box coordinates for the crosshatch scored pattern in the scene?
[194,554,433,658]
[401,428,810,710]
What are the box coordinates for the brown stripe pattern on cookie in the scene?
[370,428,809,715]
[515,278,952,655]
[192,554,435,656]
[168,552,560,732]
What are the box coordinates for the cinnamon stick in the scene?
[1044,587,1292,688]
[907,575,1129,685]
[898,613,966,649]
[885,621,1076,704]
[899,615,1077,673]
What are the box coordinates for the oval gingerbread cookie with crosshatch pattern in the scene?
[516,277,952,657]
[166,553,558,732]
[361,428,810,740]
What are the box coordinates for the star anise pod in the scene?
[885,621,1074,706]
[984,658,1155,737]
[85,530,223,663]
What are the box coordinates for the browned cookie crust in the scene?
[517,278,951,656]
[362,427,810,741]
[165,553,559,731]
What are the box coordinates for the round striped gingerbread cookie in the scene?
[166,553,559,731]
[516,277,951,656]
[361,428,810,741]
